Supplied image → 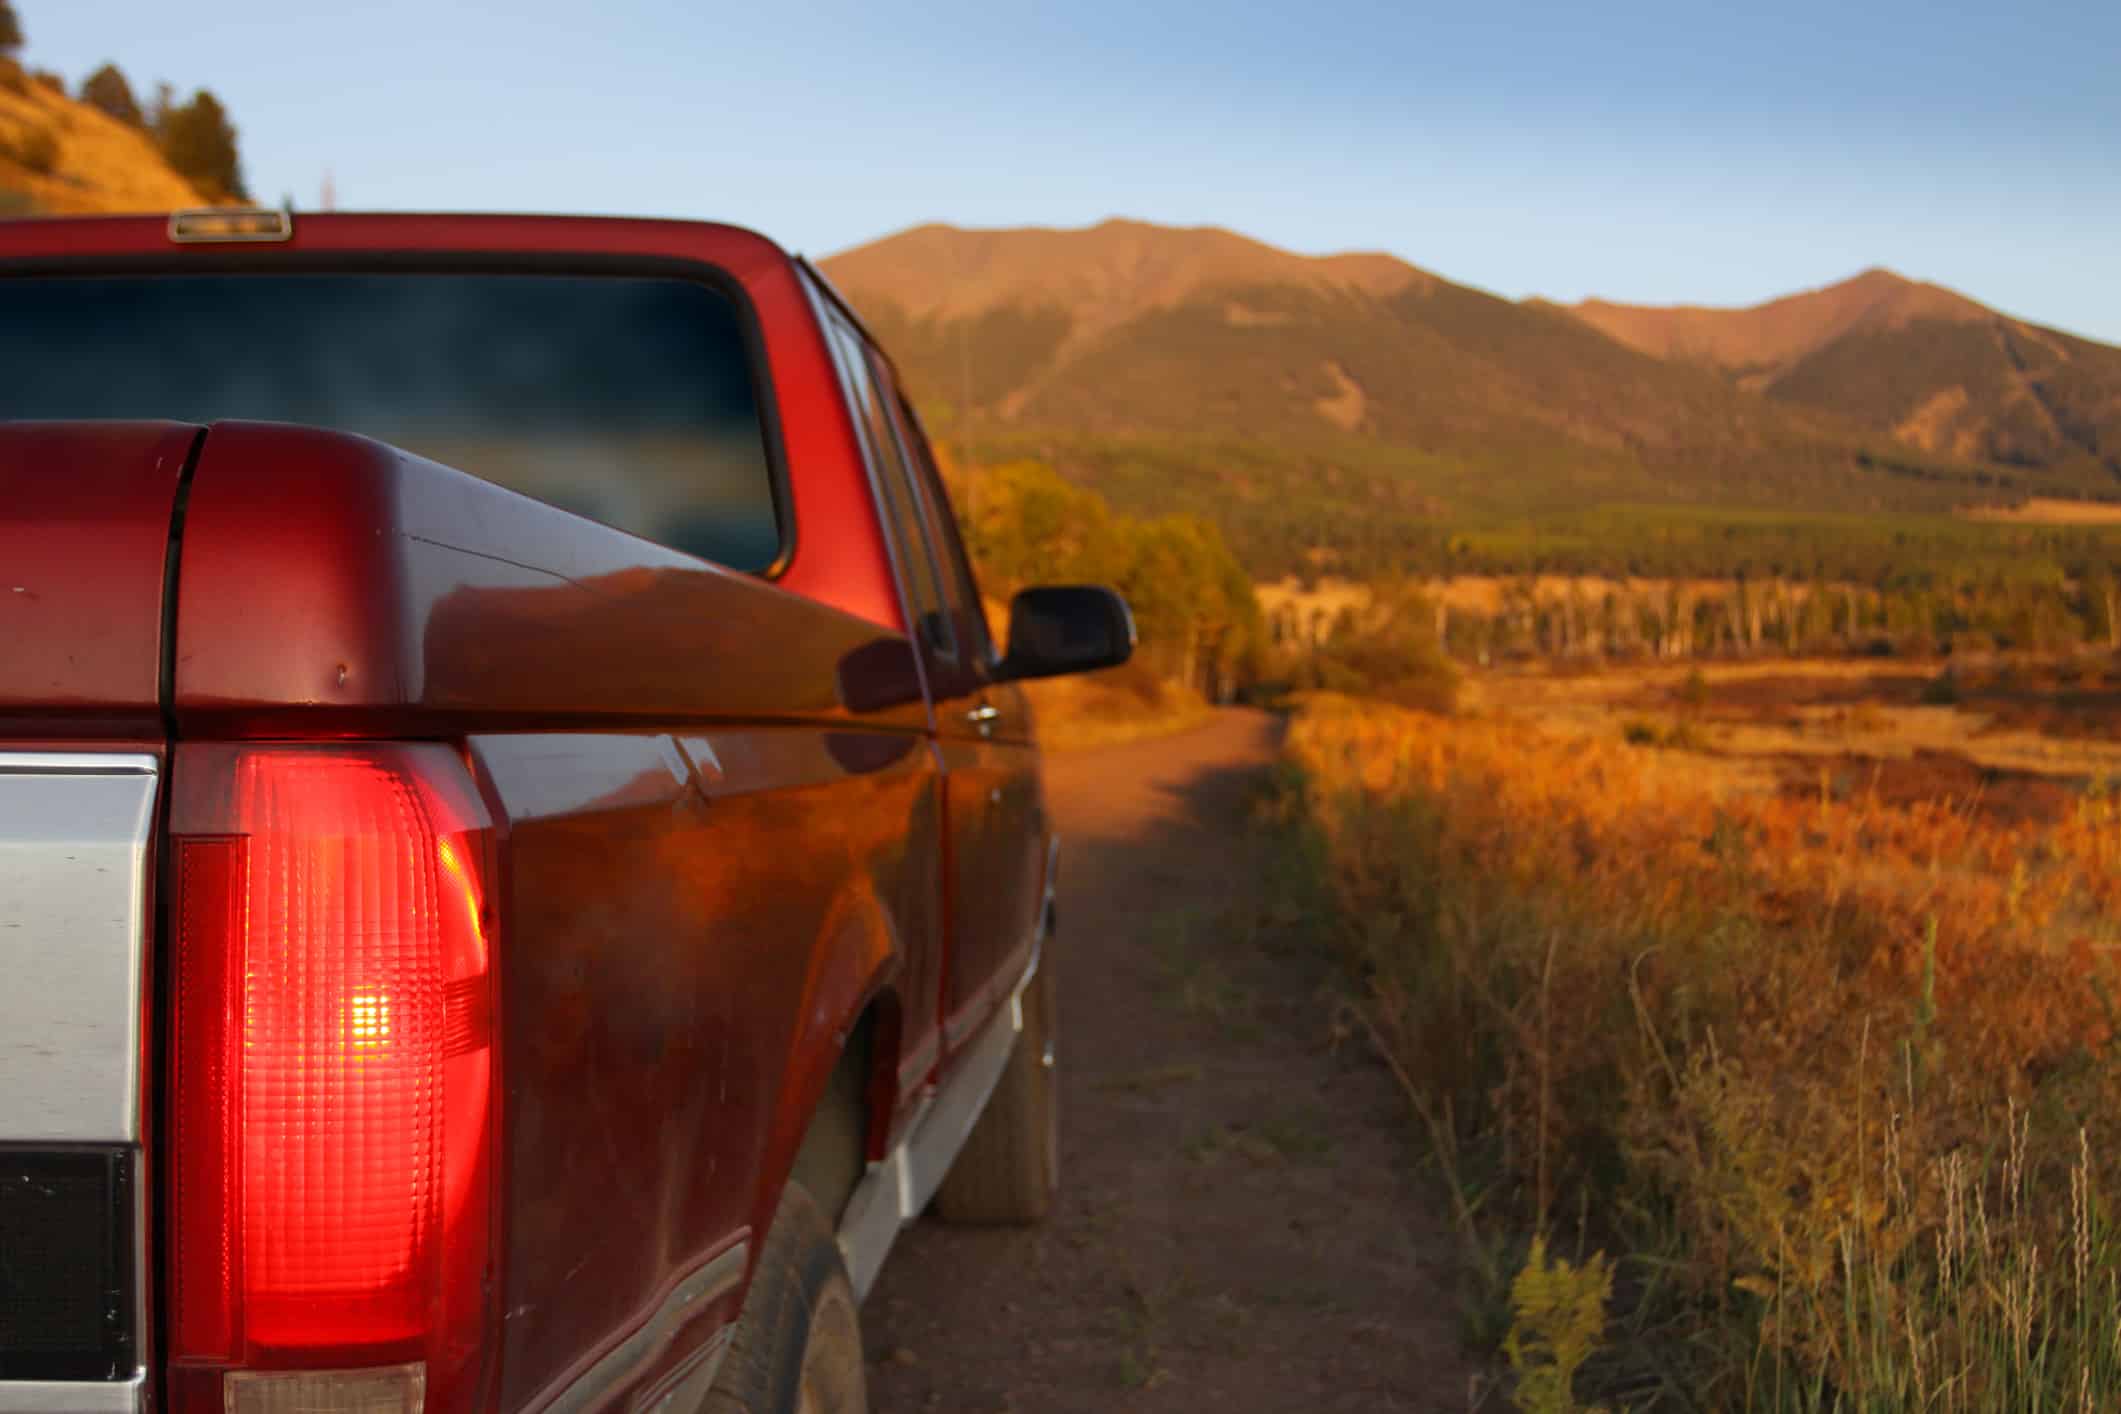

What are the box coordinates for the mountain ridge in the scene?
[1558,267,1994,372]
[824,216,1430,353]
[1555,268,2119,473]
[820,219,2118,543]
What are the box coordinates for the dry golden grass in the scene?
[1466,658,2121,788]
[0,77,206,214]
[1963,497,2121,525]
[1281,683,2121,1406]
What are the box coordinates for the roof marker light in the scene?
[168,208,293,244]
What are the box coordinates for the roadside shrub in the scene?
[1095,656,1171,709]
[1920,665,1961,705]
[0,57,26,95]
[28,67,60,95]
[1504,1239,1614,1414]
[1288,583,1460,713]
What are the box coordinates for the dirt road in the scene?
[864,710,1478,1412]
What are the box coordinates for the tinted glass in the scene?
[858,345,958,659]
[818,308,954,654]
[0,272,782,571]
[893,392,997,662]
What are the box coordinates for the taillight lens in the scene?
[169,745,497,1414]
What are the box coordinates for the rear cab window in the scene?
[0,270,786,572]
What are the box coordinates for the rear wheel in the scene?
[934,956,1058,1224]
[705,1183,867,1414]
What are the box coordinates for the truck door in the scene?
[867,367,1047,1056]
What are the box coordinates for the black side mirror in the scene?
[997,585,1136,682]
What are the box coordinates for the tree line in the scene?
[80,61,248,203]
[951,457,1464,708]
[948,458,1265,701]
[1270,569,2121,670]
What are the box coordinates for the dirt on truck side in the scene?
[864,709,1479,1412]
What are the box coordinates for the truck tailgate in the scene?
[0,421,184,1402]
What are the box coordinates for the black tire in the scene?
[933,956,1058,1224]
[704,1183,867,1414]
[789,1030,869,1229]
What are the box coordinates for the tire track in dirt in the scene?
[864,709,1477,1412]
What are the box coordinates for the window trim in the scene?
[0,251,798,580]
[797,256,989,668]
[798,267,958,663]
[893,391,1000,670]
[859,343,961,664]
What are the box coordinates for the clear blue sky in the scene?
[27,0,2121,342]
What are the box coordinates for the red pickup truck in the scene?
[0,210,1134,1414]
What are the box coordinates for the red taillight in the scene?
[170,745,497,1414]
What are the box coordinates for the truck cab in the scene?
[0,210,1132,1414]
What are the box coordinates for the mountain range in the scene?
[821,220,2120,570]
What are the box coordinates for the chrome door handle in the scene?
[966,704,1000,728]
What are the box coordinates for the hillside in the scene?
[1563,271,2121,482]
[0,69,206,215]
[820,221,2102,575]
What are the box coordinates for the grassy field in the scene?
[1967,499,2121,527]
[1274,654,2121,1409]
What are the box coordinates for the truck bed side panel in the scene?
[472,726,938,1414]
[171,422,928,737]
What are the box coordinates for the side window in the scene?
[819,308,957,660]
[864,350,981,665]
[887,387,998,666]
